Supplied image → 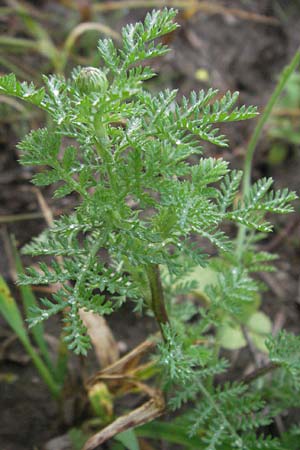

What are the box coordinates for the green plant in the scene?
[236,49,300,254]
[270,71,300,143]
[0,248,63,399]
[267,71,300,165]
[0,9,300,450]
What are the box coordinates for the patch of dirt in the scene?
[0,362,58,450]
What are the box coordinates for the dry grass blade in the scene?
[198,2,279,24]
[89,1,279,25]
[0,95,27,112]
[83,395,165,450]
[0,210,65,223]
[34,188,54,227]
[79,310,119,367]
[64,22,121,55]
[86,338,155,387]
[84,339,161,448]
[272,107,300,117]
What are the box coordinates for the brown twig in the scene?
[34,188,55,229]
[241,325,260,368]
[258,272,287,300]
[275,414,286,435]
[239,361,279,385]
[272,310,286,335]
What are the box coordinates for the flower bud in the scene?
[75,67,108,95]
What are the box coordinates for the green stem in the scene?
[147,264,169,339]
[236,48,300,256]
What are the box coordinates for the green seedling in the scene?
[1,9,300,450]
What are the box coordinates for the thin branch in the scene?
[239,361,279,385]
[241,325,260,368]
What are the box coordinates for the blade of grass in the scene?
[11,236,54,372]
[61,22,121,74]
[0,275,60,398]
[18,14,59,62]
[7,0,61,71]
[236,47,300,256]
[64,22,121,54]
[114,429,140,450]
[0,36,38,51]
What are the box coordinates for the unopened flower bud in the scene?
[76,67,108,95]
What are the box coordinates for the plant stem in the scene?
[147,264,169,339]
[236,47,300,257]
